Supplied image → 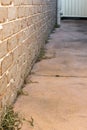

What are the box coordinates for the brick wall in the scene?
[0,0,57,113]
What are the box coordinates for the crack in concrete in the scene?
[31,74,87,78]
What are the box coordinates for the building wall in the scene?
[61,0,87,17]
[0,0,57,112]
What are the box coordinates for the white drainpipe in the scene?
[57,0,61,26]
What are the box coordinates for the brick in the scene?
[1,53,13,74]
[8,7,17,21]
[0,40,7,59]
[23,0,32,5]
[13,20,21,34]
[17,31,23,44]
[17,7,25,18]
[17,45,22,57]
[7,34,17,51]
[0,24,3,41]
[13,0,22,6]
[7,64,17,83]
[0,74,7,96]
[32,0,41,5]
[26,17,32,26]
[12,47,19,63]
[29,6,34,15]
[1,0,13,5]
[1,82,16,107]
[0,7,8,23]
[24,7,29,17]
[0,62,1,76]
[2,22,13,40]
[14,0,32,5]
[21,18,27,29]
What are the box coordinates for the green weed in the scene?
[17,89,28,96]
[36,48,46,62]
[0,106,34,130]
[23,117,34,127]
[0,106,22,130]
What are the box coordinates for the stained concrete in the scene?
[14,20,87,130]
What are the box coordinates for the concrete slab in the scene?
[14,76,87,130]
[14,20,87,130]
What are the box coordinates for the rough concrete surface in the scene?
[14,20,87,130]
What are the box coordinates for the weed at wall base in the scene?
[0,106,35,130]
[0,106,22,130]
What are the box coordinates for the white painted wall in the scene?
[61,0,87,17]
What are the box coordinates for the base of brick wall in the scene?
[0,0,57,116]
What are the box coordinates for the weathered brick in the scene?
[23,0,33,5]
[17,7,25,18]
[0,62,1,76]
[0,40,7,59]
[13,0,22,6]
[0,7,8,23]
[7,34,17,51]
[21,18,27,29]
[7,64,17,83]
[0,74,7,95]
[17,45,22,57]
[1,53,13,74]
[8,7,17,21]
[32,0,41,5]
[0,25,3,41]
[1,81,16,107]
[2,22,13,40]
[1,0,13,5]
[17,31,23,44]
[12,47,19,63]
[13,20,21,34]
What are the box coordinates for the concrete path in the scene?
[14,20,87,130]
